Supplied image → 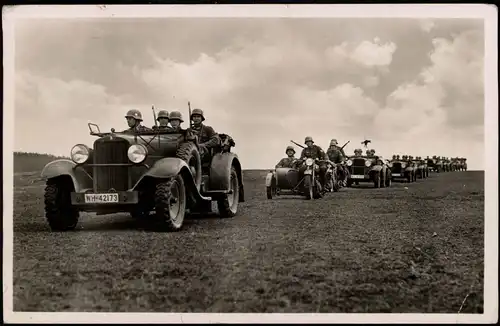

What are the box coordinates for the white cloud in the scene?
[330,39,397,67]
[419,19,436,33]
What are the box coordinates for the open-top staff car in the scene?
[426,156,440,173]
[414,156,429,179]
[459,158,468,171]
[346,151,392,188]
[40,122,245,232]
[388,155,414,183]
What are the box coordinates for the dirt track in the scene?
[12,170,484,313]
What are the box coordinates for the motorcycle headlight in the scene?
[401,163,407,168]
[127,144,147,163]
[346,159,352,166]
[305,158,314,166]
[70,144,90,164]
[365,160,372,167]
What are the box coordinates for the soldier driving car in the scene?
[123,109,153,133]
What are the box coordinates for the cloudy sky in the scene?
[13,17,485,170]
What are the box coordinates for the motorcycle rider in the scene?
[275,146,298,168]
[298,136,328,189]
[152,110,171,131]
[326,139,349,187]
[190,108,219,161]
[123,109,153,133]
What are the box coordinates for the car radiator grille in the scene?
[392,162,402,172]
[93,139,129,192]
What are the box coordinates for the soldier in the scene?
[152,110,171,131]
[299,136,328,189]
[168,111,184,132]
[366,149,376,157]
[326,139,348,186]
[392,155,397,160]
[123,109,153,133]
[354,148,363,157]
[275,146,298,168]
[190,108,219,160]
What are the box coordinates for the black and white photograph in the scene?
[3,4,498,324]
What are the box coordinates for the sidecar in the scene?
[265,158,325,200]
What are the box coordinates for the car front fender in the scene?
[370,165,383,173]
[41,159,93,192]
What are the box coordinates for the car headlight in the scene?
[127,144,147,163]
[305,158,314,166]
[346,159,353,166]
[70,144,90,164]
[365,160,372,167]
[401,163,407,168]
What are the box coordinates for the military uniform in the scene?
[123,109,153,133]
[275,146,298,168]
[189,109,219,162]
[124,125,153,133]
[298,136,328,189]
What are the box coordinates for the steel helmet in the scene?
[168,111,184,122]
[191,108,205,121]
[125,109,143,121]
[304,136,314,144]
[330,139,338,146]
[285,146,295,154]
[392,155,397,159]
[157,110,169,121]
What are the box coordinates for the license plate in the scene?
[84,193,119,203]
[351,175,364,179]
[392,173,401,177]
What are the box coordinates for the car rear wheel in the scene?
[218,166,239,218]
[44,178,79,231]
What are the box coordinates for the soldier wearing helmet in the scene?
[189,108,219,160]
[354,148,363,157]
[326,139,347,163]
[152,110,171,131]
[123,109,152,134]
[298,136,328,188]
[275,146,298,168]
[168,111,184,132]
[326,138,349,186]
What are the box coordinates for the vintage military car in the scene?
[459,158,468,171]
[40,122,245,232]
[414,156,429,179]
[346,149,392,188]
[426,156,439,173]
[388,155,414,183]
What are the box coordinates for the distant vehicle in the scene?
[40,120,245,232]
[388,156,414,183]
[345,143,391,188]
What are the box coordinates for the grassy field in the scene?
[11,153,484,313]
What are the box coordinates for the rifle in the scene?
[152,105,158,128]
[290,140,305,149]
[188,101,193,129]
[340,140,350,150]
